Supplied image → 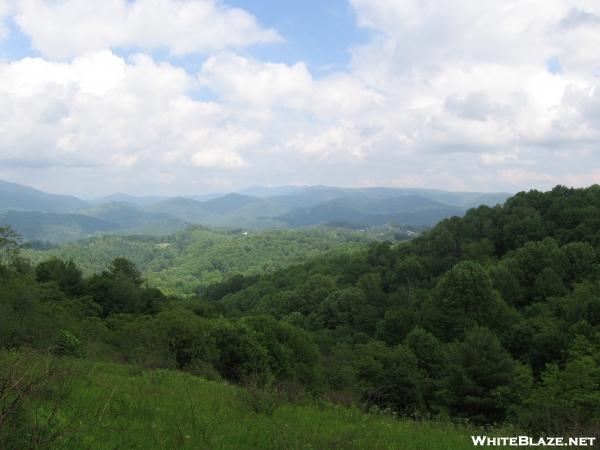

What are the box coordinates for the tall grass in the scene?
[2,353,513,449]
[0,351,78,449]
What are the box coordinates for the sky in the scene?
[0,0,599,197]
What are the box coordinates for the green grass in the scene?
[35,358,510,449]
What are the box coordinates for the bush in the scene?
[53,330,83,358]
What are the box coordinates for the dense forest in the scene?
[24,225,410,295]
[2,185,600,448]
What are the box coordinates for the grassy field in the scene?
[13,356,512,450]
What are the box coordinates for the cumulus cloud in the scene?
[1,0,600,194]
[285,123,369,162]
[199,53,383,118]
[200,54,313,109]
[559,8,600,30]
[14,0,281,60]
[340,0,600,189]
[0,50,255,172]
[444,92,508,122]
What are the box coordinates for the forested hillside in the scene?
[25,225,409,295]
[203,185,600,431]
[1,185,599,448]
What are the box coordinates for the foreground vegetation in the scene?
[2,185,600,447]
[1,352,511,450]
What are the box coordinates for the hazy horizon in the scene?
[1,177,516,200]
[0,0,598,196]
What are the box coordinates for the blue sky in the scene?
[226,0,368,71]
[0,0,367,72]
[0,16,35,60]
[0,0,598,197]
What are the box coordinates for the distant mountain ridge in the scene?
[277,195,465,228]
[0,179,512,242]
[91,193,169,207]
[0,179,90,213]
[0,210,117,242]
[80,202,189,235]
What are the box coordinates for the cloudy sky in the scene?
[0,0,599,197]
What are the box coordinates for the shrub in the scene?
[53,330,83,358]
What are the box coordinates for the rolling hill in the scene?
[0,179,90,213]
[200,193,260,215]
[274,193,466,227]
[0,210,117,242]
[80,202,190,235]
[25,225,397,295]
[0,179,511,242]
[145,197,212,222]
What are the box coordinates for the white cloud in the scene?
[14,0,281,60]
[350,0,566,66]
[200,54,313,109]
[200,54,384,118]
[338,0,600,189]
[285,122,369,162]
[0,50,255,171]
[1,0,600,194]
[198,53,387,164]
[444,92,507,122]
[479,152,520,167]
[191,151,247,168]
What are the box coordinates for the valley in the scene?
[0,179,510,243]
